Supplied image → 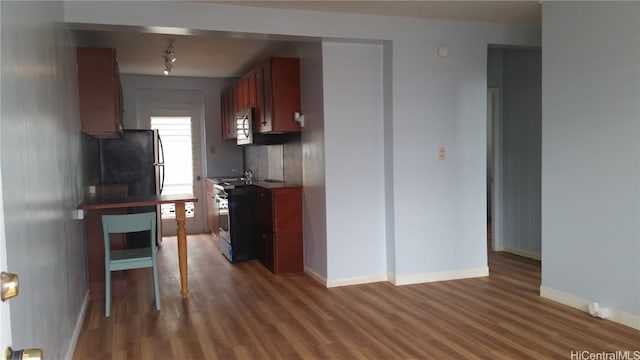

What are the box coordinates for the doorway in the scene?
[141,109,206,235]
[150,115,196,222]
[487,47,542,261]
[487,87,501,251]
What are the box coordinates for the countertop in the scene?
[207,177,301,190]
[251,181,301,190]
[78,194,197,210]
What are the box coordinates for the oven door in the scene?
[217,193,230,243]
[216,191,233,261]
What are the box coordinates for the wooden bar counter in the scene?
[78,193,197,298]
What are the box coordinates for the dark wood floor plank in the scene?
[73,234,640,359]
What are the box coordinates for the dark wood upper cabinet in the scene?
[234,72,257,113]
[76,47,123,138]
[221,87,236,140]
[256,57,301,134]
[219,57,301,140]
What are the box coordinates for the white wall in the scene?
[64,1,540,284]
[1,2,88,358]
[541,2,640,322]
[322,42,386,283]
[383,42,396,276]
[119,75,243,178]
[389,24,524,282]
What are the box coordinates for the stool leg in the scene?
[105,268,111,317]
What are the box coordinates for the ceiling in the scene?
[74,1,540,78]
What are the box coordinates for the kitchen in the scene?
[75,30,308,290]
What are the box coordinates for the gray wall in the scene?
[541,2,640,317]
[1,1,88,358]
[488,48,542,258]
[119,74,243,178]
[294,43,328,279]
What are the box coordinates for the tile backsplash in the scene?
[243,134,302,184]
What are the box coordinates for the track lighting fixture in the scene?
[163,43,176,75]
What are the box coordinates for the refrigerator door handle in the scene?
[158,134,165,165]
[158,164,165,194]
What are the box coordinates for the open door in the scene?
[0,160,43,358]
[0,167,12,359]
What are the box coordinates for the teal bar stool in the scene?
[102,212,160,317]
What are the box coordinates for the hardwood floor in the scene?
[73,234,639,359]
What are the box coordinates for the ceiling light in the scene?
[163,43,176,75]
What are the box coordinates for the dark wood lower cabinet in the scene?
[257,228,274,273]
[255,184,303,274]
[274,231,303,274]
[86,208,127,300]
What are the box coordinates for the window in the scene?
[150,116,195,219]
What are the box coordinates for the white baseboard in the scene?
[308,267,490,288]
[65,291,89,360]
[326,274,388,288]
[305,267,389,288]
[387,272,396,284]
[500,247,541,260]
[392,266,489,286]
[304,266,327,286]
[540,286,640,330]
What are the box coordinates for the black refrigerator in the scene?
[98,129,164,248]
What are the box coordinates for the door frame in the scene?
[0,161,12,347]
[138,106,208,235]
[488,87,503,251]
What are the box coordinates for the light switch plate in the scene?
[439,147,446,160]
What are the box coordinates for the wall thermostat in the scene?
[438,45,449,58]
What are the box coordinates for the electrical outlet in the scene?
[72,209,85,220]
[438,147,446,160]
[209,145,215,154]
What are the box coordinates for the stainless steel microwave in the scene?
[236,108,253,145]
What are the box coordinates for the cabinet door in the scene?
[86,208,127,299]
[247,70,257,107]
[272,187,303,232]
[234,81,241,113]
[220,90,228,139]
[77,47,123,137]
[257,228,274,272]
[273,231,303,275]
[259,61,273,133]
[254,64,265,132]
[228,88,237,139]
[270,57,301,133]
[221,88,237,140]
[255,187,273,230]
[235,77,250,112]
